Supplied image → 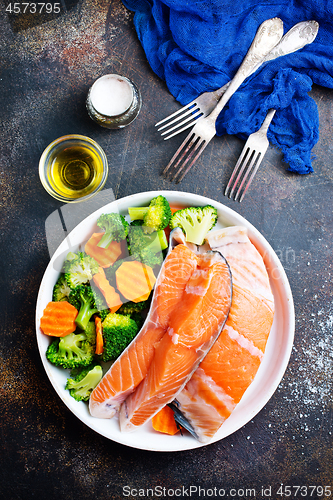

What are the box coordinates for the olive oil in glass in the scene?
[39,135,108,202]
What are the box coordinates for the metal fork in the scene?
[162,17,284,183]
[156,20,319,140]
[224,109,276,202]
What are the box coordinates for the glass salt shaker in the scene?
[86,74,142,129]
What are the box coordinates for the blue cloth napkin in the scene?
[121,0,333,174]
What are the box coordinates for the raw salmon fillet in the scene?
[89,243,200,418]
[119,251,232,432]
[174,226,275,442]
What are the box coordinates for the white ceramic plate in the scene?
[35,190,295,452]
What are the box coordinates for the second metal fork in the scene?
[156,20,319,141]
[225,109,276,202]
[162,17,283,183]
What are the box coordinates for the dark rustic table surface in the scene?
[1,1,332,499]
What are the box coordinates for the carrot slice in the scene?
[95,316,104,355]
[170,203,186,214]
[115,261,156,303]
[152,405,180,435]
[85,233,122,268]
[93,267,122,313]
[40,301,78,337]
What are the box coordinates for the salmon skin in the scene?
[119,249,232,432]
[89,239,201,419]
[173,226,275,443]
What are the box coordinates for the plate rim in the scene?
[35,190,295,452]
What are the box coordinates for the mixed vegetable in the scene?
[39,195,219,430]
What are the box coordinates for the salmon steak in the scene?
[89,242,202,418]
[173,225,275,442]
[119,250,232,432]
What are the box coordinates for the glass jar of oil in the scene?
[39,135,108,203]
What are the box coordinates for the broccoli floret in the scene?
[64,251,99,289]
[46,330,95,369]
[127,223,168,268]
[117,299,150,316]
[98,309,110,322]
[117,299,149,331]
[68,285,98,331]
[130,219,144,227]
[65,364,103,402]
[53,274,71,302]
[84,320,97,345]
[128,195,172,234]
[96,212,129,249]
[90,284,110,321]
[169,205,218,245]
[129,311,145,330]
[91,284,106,310]
[101,313,139,362]
[129,221,168,251]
